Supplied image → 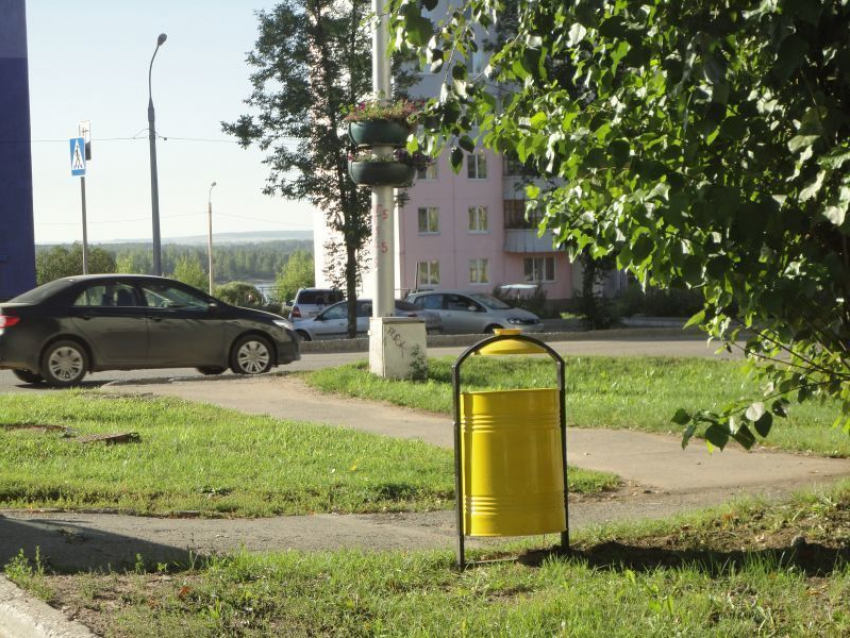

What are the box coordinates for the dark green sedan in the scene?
[0,274,300,387]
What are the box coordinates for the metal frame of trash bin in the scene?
[452,332,569,569]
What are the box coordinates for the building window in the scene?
[504,156,523,176]
[469,258,489,285]
[467,151,488,180]
[468,206,489,233]
[524,257,555,283]
[417,207,440,234]
[418,261,440,286]
[417,162,438,180]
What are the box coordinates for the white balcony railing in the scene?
[503,228,557,253]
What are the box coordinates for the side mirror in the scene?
[468,305,478,312]
[208,302,219,313]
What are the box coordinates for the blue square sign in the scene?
[70,137,86,177]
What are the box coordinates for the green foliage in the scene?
[275,249,315,303]
[224,0,380,337]
[170,256,208,291]
[35,243,116,284]
[39,240,313,282]
[389,0,850,450]
[214,282,264,307]
[616,284,704,318]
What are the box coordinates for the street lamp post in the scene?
[148,33,167,276]
[207,181,217,295]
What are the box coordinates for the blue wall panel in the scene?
[0,0,36,300]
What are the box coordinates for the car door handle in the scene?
[148,315,163,322]
[80,313,94,320]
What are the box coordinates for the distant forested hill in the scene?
[35,240,313,283]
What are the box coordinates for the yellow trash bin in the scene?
[452,333,569,568]
[461,387,566,537]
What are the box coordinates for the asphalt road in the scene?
[0,335,738,394]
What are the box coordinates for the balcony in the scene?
[503,199,557,253]
[504,228,558,253]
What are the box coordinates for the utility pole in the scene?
[207,181,217,295]
[371,0,394,319]
[148,33,167,276]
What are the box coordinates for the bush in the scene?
[616,285,703,318]
[215,282,264,308]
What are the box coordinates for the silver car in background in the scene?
[293,299,441,341]
[405,290,543,334]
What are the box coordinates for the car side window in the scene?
[419,294,443,310]
[140,284,209,309]
[74,284,139,307]
[320,303,347,320]
[447,295,476,312]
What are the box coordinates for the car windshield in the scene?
[8,279,70,304]
[298,289,344,305]
[395,301,417,311]
[467,293,512,310]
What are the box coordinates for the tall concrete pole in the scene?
[371,0,395,318]
[148,33,167,276]
[207,181,216,295]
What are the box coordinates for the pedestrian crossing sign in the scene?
[70,137,86,176]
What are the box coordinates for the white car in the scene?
[294,299,441,340]
[406,290,543,334]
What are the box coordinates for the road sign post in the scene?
[70,136,89,274]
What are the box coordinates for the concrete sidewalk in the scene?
[110,374,850,495]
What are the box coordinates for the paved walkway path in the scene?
[2,373,848,574]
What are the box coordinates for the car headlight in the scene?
[273,318,295,330]
[507,318,523,324]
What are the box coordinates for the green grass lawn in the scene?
[305,356,849,456]
[0,392,616,516]
[11,486,850,637]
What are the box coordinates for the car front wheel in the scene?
[41,340,88,387]
[230,335,274,375]
[12,369,44,384]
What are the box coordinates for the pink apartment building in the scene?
[314,12,587,303]
[313,143,578,302]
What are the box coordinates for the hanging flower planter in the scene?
[348,120,412,147]
[348,149,433,187]
[348,160,416,187]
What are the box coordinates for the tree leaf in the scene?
[823,205,847,227]
[745,401,766,422]
[704,424,730,449]
[788,135,819,153]
[671,408,691,425]
[567,23,587,47]
[450,147,464,172]
[754,412,773,437]
[800,170,826,202]
[774,34,808,81]
[731,424,756,449]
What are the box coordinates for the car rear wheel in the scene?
[230,335,274,375]
[12,369,44,384]
[41,340,88,387]
[197,366,226,376]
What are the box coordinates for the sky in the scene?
[25,0,316,244]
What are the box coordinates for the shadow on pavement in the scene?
[0,515,191,574]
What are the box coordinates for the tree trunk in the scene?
[345,239,359,338]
